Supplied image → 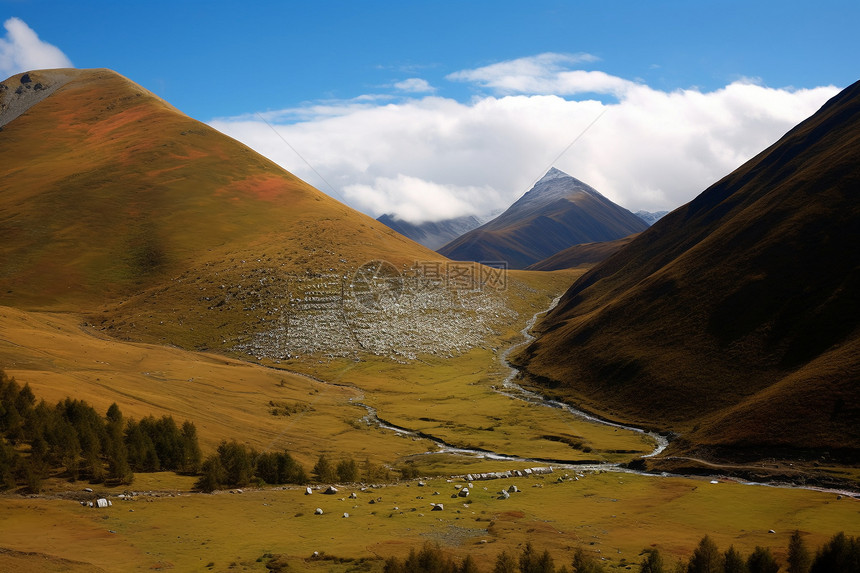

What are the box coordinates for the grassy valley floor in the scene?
[0,471,856,572]
[1,269,856,571]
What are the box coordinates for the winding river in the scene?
[355,296,668,473]
[335,298,856,495]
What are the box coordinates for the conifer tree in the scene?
[460,554,480,573]
[0,437,18,489]
[195,454,226,493]
[687,536,722,573]
[810,532,860,573]
[180,421,202,474]
[787,530,811,573]
[336,457,359,483]
[746,547,779,573]
[571,547,605,573]
[723,546,747,573]
[216,440,254,486]
[313,454,336,483]
[277,451,307,484]
[383,555,406,573]
[640,548,665,573]
[493,551,518,573]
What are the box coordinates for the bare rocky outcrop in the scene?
[0,68,75,128]
[230,267,515,361]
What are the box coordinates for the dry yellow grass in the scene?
[2,269,629,470]
[1,471,855,572]
[0,305,432,467]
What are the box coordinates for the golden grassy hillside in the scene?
[0,68,438,313]
[514,80,860,463]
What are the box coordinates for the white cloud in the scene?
[210,54,840,223]
[394,78,435,93]
[0,17,72,78]
[446,52,633,96]
[343,175,500,223]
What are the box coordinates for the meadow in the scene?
[0,269,856,572]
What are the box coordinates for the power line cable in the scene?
[254,112,348,204]
[522,108,607,195]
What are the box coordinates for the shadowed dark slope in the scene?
[438,168,647,268]
[514,80,860,460]
[525,234,641,271]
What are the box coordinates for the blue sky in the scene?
[2,1,857,219]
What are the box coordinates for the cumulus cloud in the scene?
[210,54,839,223]
[394,78,435,93]
[0,17,72,78]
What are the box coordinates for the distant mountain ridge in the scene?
[514,79,860,465]
[376,213,483,250]
[437,168,648,268]
[635,210,669,225]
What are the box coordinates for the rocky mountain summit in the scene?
[438,168,647,268]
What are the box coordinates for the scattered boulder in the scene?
[305,486,313,495]
[458,488,470,498]
[323,486,338,495]
[508,485,519,493]
[418,481,426,487]
[314,508,323,515]
[431,503,443,511]
[498,490,510,500]
[348,492,357,499]
[342,512,349,518]
[20,73,31,84]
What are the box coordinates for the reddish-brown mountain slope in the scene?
[514,80,860,461]
[0,68,438,311]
